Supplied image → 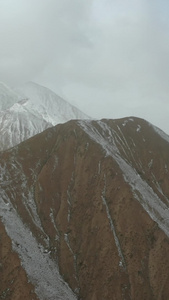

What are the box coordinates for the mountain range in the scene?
[1,115,169,299]
[0,81,89,151]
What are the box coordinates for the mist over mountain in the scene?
[0,81,90,151]
[0,82,19,110]
[1,116,169,299]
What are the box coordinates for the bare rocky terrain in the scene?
[1,117,169,299]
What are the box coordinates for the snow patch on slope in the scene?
[0,150,77,299]
[101,175,126,269]
[0,104,50,150]
[152,125,169,144]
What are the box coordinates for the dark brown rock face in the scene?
[1,117,169,299]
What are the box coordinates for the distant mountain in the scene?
[15,82,89,125]
[1,117,169,299]
[0,81,90,151]
[0,82,19,110]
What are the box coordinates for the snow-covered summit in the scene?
[0,81,90,151]
[15,81,89,125]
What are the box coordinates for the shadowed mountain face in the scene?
[1,117,169,300]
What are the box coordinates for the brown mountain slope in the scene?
[1,117,169,299]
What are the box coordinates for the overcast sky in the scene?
[1,0,169,133]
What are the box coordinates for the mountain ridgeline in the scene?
[1,117,169,299]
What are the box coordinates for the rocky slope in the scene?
[1,117,169,299]
[0,220,39,300]
[0,81,89,151]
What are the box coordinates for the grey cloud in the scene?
[0,0,169,133]
[0,0,94,84]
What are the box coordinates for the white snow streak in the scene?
[101,176,126,269]
[0,155,76,299]
[0,196,76,300]
[79,120,169,237]
[152,125,169,144]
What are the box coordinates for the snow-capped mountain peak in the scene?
[0,81,90,151]
[15,81,89,125]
